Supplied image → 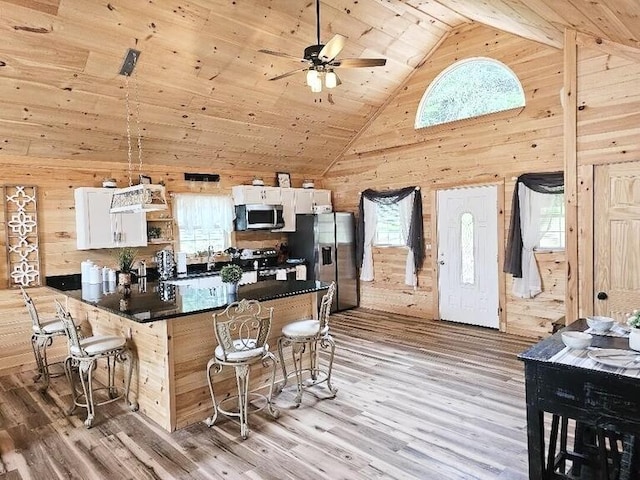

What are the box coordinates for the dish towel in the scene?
[276,269,287,281]
[295,265,307,281]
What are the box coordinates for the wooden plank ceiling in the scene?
[0,0,639,177]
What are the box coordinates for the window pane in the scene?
[538,193,565,250]
[460,212,475,285]
[375,203,403,246]
[415,57,525,129]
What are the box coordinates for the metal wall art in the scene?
[4,185,41,287]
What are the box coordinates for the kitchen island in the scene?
[51,277,329,431]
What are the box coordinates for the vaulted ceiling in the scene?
[0,0,639,177]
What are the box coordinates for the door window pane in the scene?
[460,212,475,285]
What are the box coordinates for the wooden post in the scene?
[564,29,579,325]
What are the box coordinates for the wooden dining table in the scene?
[518,319,640,479]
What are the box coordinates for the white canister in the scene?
[81,260,94,283]
[89,265,101,284]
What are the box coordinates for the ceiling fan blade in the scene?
[268,67,307,81]
[258,49,304,61]
[318,34,347,63]
[333,58,387,68]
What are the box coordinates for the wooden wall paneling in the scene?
[563,28,579,325]
[577,164,593,318]
[324,24,565,337]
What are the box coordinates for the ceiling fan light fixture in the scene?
[325,70,337,89]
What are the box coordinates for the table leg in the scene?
[524,366,545,479]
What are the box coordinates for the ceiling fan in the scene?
[259,0,386,92]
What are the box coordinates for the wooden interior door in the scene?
[594,162,640,321]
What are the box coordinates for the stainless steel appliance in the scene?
[234,204,284,231]
[287,213,358,312]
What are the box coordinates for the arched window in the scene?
[415,57,525,129]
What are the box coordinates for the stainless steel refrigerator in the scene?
[287,213,359,312]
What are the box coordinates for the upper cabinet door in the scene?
[232,185,282,205]
[294,189,314,214]
[75,187,146,250]
[273,188,296,232]
[313,190,332,207]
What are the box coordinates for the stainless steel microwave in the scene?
[235,204,284,231]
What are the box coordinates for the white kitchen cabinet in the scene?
[75,187,147,250]
[273,188,296,232]
[294,188,332,214]
[232,185,281,205]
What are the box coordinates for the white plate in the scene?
[588,349,640,369]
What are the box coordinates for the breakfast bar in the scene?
[518,319,640,479]
[51,277,329,431]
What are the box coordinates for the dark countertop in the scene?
[48,277,329,323]
[518,318,632,363]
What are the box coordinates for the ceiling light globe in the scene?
[325,71,338,89]
[306,69,319,87]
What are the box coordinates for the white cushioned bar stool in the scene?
[205,298,280,439]
[20,287,67,391]
[277,281,337,406]
[56,300,136,428]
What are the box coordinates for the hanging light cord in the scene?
[133,64,143,176]
[124,74,133,187]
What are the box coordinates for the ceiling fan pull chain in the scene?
[124,74,133,187]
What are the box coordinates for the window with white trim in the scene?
[174,194,234,255]
[415,57,525,129]
[374,203,403,246]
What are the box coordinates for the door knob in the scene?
[439,260,445,265]
[597,291,608,300]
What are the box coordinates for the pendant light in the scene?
[110,48,168,214]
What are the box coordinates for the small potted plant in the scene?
[220,264,243,294]
[115,247,137,286]
[627,310,640,351]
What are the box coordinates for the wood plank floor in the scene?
[0,308,536,480]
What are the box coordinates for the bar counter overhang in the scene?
[49,277,330,431]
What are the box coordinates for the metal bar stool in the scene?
[56,300,136,428]
[277,281,337,406]
[205,298,280,439]
[20,287,67,391]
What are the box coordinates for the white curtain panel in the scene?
[512,184,556,298]
[398,191,416,287]
[174,194,235,250]
[360,197,378,281]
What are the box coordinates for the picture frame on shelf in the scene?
[277,172,291,188]
[139,174,152,185]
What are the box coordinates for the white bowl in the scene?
[561,331,593,349]
[586,316,614,333]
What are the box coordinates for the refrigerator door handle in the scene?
[321,246,333,265]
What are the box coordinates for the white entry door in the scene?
[437,185,499,328]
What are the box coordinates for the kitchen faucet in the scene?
[207,246,216,271]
